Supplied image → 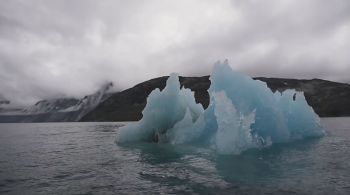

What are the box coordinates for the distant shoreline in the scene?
[1,76,350,123]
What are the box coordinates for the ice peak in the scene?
[116,61,324,154]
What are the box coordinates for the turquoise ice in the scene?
[116,73,204,143]
[116,60,325,154]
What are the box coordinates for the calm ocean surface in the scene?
[0,117,349,195]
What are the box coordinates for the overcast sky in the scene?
[1,0,350,105]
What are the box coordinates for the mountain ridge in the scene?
[81,76,350,122]
[0,82,113,122]
[1,76,349,123]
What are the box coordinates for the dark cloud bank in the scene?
[0,0,349,105]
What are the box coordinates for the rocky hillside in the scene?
[81,76,350,122]
[2,76,349,123]
[81,76,210,122]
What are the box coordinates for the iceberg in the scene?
[116,60,325,154]
[116,73,204,143]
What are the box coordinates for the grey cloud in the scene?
[0,0,349,105]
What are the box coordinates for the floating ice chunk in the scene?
[209,60,291,143]
[116,60,325,154]
[116,73,204,143]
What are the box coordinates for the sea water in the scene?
[0,118,349,194]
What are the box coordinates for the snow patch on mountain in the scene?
[0,82,114,122]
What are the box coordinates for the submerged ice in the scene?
[116,61,325,154]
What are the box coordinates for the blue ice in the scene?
[116,60,325,154]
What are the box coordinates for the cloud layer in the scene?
[1,0,350,105]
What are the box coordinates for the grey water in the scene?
[0,118,349,195]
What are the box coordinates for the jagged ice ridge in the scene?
[116,61,325,154]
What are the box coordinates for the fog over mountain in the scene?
[1,0,349,105]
